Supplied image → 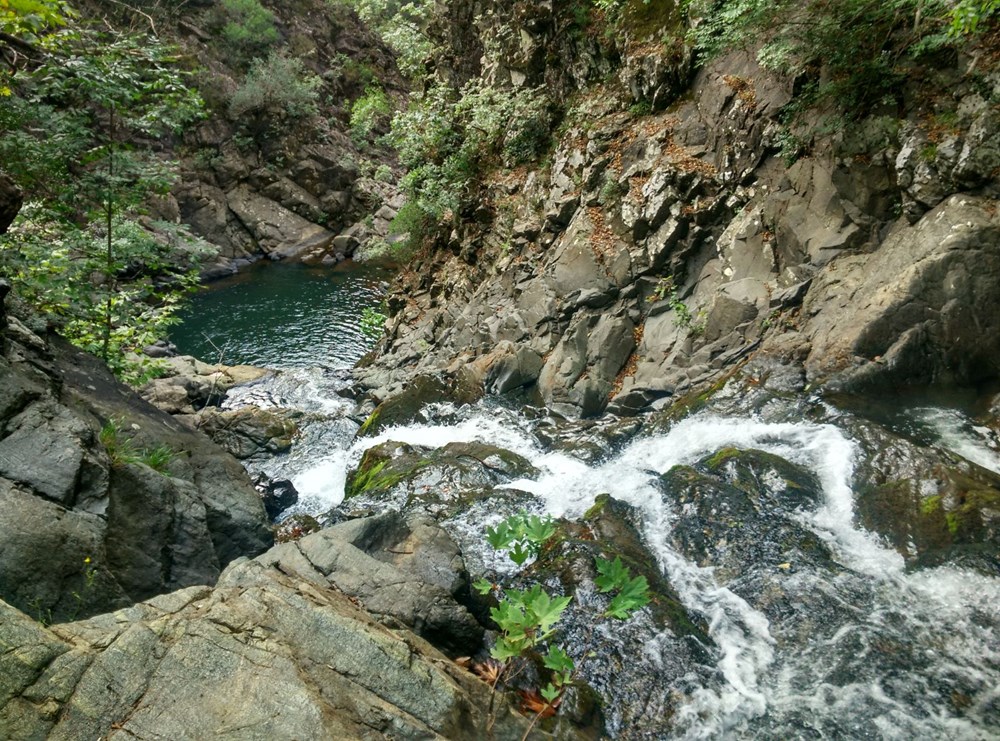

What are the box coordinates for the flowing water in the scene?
[228,378,1000,739]
[172,267,1000,739]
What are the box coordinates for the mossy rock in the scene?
[850,417,1000,574]
[660,450,838,590]
[344,440,539,516]
[357,374,483,437]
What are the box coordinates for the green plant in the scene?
[683,0,959,118]
[0,27,206,379]
[473,512,651,725]
[484,512,557,566]
[213,0,279,61]
[374,163,394,183]
[390,80,554,240]
[950,0,999,35]
[360,306,387,340]
[228,52,322,121]
[350,85,392,141]
[335,0,433,79]
[100,418,178,473]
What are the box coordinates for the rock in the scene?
[195,406,298,459]
[276,511,483,654]
[0,171,22,233]
[139,356,270,414]
[252,473,299,520]
[844,413,1000,573]
[661,447,834,585]
[801,195,1000,389]
[356,373,481,436]
[344,440,539,516]
[0,549,549,740]
[0,329,272,622]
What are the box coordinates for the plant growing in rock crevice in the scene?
[472,511,650,734]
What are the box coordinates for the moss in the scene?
[357,408,380,437]
[920,494,943,515]
[704,447,741,470]
[583,493,612,520]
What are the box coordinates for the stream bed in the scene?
[171,266,1000,740]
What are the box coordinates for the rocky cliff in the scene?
[355,2,1000,417]
[76,0,408,275]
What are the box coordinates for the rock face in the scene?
[0,533,544,740]
[353,3,1000,416]
[0,321,272,623]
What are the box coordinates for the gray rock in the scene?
[0,550,548,740]
[802,195,1000,389]
[0,329,272,622]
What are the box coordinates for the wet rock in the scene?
[345,440,538,517]
[195,405,298,459]
[661,448,837,604]
[846,416,1000,573]
[356,373,482,436]
[0,171,23,233]
[252,473,299,520]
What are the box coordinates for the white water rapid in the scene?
[227,378,1000,739]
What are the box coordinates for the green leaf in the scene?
[523,514,556,547]
[529,590,571,635]
[604,575,651,620]
[486,521,512,550]
[543,645,575,676]
[508,541,530,566]
[472,578,493,595]
[490,637,522,662]
[594,555,630,593]
[540,683,560,703]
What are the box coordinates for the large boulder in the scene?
[263,511,483,655]
[0,549,552,740]
[0,323,272,622]
[801,195,1000,390]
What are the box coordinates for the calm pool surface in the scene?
[171,261,389,369]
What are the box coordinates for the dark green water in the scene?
[171,261,389,369]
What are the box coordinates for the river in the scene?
[171,265,1000,740]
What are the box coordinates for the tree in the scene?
[0,9,207,382]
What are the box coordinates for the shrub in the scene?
[215,0,279,60]
[390,81,554,231]
[228,52,322,120]
[682,0,959,116]
[349,85,392,141]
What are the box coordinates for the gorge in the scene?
[1,0,1000,739]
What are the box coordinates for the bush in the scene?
[349,85,392,141]
[228,52,322,120]
[683,0,958,115]
[390,81,554,230]
[215,0,279,60]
